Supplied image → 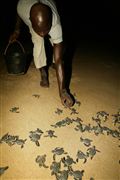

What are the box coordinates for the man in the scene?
[9,0,74,107]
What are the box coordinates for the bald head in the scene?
[30,3,52,37]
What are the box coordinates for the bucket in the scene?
[4,40,26,75]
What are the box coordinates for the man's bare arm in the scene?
[53,42,74,107]
[9,15,23,42]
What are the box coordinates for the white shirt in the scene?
[17,0,63,44]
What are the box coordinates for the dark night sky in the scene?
[0,0,116,51]
[0,1,113,32]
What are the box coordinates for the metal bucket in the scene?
[4,40,26,75]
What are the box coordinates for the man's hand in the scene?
[60,89,74,108]
[9,30,20,43]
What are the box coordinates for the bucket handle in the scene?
[4,40,25,56]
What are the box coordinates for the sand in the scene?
[0,40,120,180]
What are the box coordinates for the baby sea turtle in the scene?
[56,170,69,180]
[69,169,84,180]
[73,117,83,124]
[35,154,49,168]
[80,137,93,147]
[29,133,41,146]
[52,147,67,160]
[32,94,40,98]
[64,117,73,125]
[112,111,120,125]
[0,133,9,144]
[110,130,120,138]
[9,107,19,113]
[69,108,79,115]
[61,155,76,168]
[51,121,66,128]
[29,128,43,146]
[92,125,104,136]
[82,123,92,132]
[74,123,83,132]
[0,166,9,176]
[92,111,109,124]
[34,128,44,134]
[75,123,92,133]
[87,146,100,159]
[6,135,19,146]
[102,126,111,135]
[0,133,26,148]
[16,138,27,148]
[51,117,73,128]
[55,108,63,115]
[76,150,88,163]
[44,130,57,138]
[50,161,61,176]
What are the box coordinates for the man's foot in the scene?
[60,89,74,107]
[40,67,49,88]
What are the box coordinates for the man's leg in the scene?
[30,28,49,87]
[39,66,49,87]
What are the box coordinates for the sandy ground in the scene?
[0,39,120,180]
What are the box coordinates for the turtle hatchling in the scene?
[50,161,61,176]
[69,108,79,115]
[52,147,67,160]
[76,150,88,163]
[29,133,41,146]
[56,170,69,180]
[92,125,104,136]
[44,130,57,138]
[10,107,20,113]
[29,128,43,146]
[32,94,40,98]
[55,108,63,115]
[112,111,120,125]
[80,137,93,147]
[16,138,27,148]
[87,146,100,159]
[0,133,9,144]
[92,111,109,124]
[35,154,48,168]
[61,155,76,168]
[69,169,84,180]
